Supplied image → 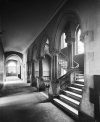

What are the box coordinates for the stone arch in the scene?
[6,54,22,63]
[40,34,51,57]
[5,51,23,60]
[54,10,81,51]
[5,54,23,79]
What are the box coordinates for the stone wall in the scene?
[27,0,100,118]
[0,39,4,89]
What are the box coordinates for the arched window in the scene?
[59,32,68,77]
[8,61,16,67]
[61,33,67,49]
[6,54,22,78]
[7,60,17,74]
[44,38,49,54]
[75,27,84,55]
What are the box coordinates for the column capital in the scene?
[38,56,44,60]
[65,37,75,44]
[50,49,59,56]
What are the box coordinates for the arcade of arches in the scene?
[1,0,100,122]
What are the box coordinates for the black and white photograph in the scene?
[0,0,99,122]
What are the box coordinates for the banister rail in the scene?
[57,51,79,82]
[56,51,80,90]
[59,51,79,69]
[58,67,79,81]
[59,51,68,60]
[58,67,79,90]
[73,60,79,68]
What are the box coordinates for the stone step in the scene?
[76,75,84,78]
[60,94,80,109]
[75,80,84,85]
[75,74,84,81]
[76,79,84,82]
[76,77,84,80]
[63,90,82,101]
[76,74,84,76]
[72,83,84,89]
[53,98,78,118]
[68,86,82,95]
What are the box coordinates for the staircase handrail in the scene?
[59,51,79,68]
[59,51,68,60]
[58,67,79,81]
[73,60,79,68]
[57,51,80,81]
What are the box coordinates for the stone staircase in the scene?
[53,73,84,119]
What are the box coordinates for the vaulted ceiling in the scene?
[1,0,67,53]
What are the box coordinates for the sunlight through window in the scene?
[8,61,16,67]
[44,39,49,53]
[76,29,84,55]
[61,33,67,49]
[7,61,17,74]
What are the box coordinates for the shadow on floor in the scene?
[0,92,75,122]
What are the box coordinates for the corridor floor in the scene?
[0,92,75,122]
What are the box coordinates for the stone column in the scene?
[67,43,72,69]
[51,52,59,96]
[38,57,46,91]
[32,60,35,78]
[31,60,36,86]
[54,53,59,80]
[27,61,31,83]
[67,40,75,84]
[39,57,43,79]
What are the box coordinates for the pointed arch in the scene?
[40,35,51,57]
[54,10,81,51]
